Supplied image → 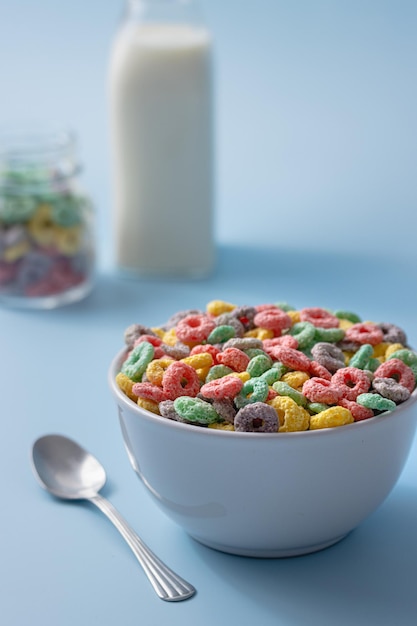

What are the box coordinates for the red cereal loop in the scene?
[269,346,311,372]
[216,347,250,372]
[302,378,343,404]
[253,309,292,335]
[200,376,243,400]
[162,361,201,400]
[299,307,339,329]
[338,398,374,422]
[309,360,332,381]
[266,388,278,401]
[131,382,167,403]
[373,358,415,393]
[175,314,216,344]
[255,303,278,312]
[263,336,299,354]
[134,334,165,358]
[190,344,221,360]
[331,367,371,401]
[345,322,384,346]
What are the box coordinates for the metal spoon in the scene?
[31,434,196,602]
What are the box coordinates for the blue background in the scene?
[1,1,417,625]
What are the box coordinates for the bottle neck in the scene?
[126,0,204,26]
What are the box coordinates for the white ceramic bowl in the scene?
[109,348,417,558]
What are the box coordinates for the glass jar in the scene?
[109,0,215,277]
[0,126,95,308]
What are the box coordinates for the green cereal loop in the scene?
[308,402,330,414]
[205,364,233,382]
[299,341,315,360]
[121,341,155,382]
[387,349,417,378]
[51,195,84,227]
[244,348,268,360]
[274,302,296,312]
[0,195,37,224]
[173,397,220,424]
[272,361,287,378]
[235,377,269,409]
[272,381,308,407]
[289,322,315,349]
[314,327,345,343]
[247,353,273,378]
[207,325,236,344]
[349,344,373,369]
[364,358,380,373]
[334,310,362,323]
[356,393,396,412]
[259,367,281,385]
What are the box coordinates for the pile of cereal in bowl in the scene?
[115,300,417,433]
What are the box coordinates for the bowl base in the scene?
[189,532,350,558]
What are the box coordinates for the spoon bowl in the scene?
[31,433,196,601]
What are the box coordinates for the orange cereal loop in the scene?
[146,358,175,386]
[115,372,137,402]
[287,310,301,324]
[137,397,160,415]
[281,371,310,389]
[206,300,236,316]
[162,328,178,346]
[244,327,274,340]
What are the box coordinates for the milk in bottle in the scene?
[109,0,214,276]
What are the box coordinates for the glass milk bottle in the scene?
[109,0,214,277]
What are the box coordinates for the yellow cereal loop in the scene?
[268,396,310,432]
[146,358,175,386]
[208,422,235,431]
[197,366,211,381]
[338,319,354,330]
[115,372,137,402]
[3,240,30,262]
[372,343,389,359]
[343,351,354,365]
[27,203,56,246]
[281,370,310,389]
[310,406,354,430]
[206,299,236,316]
[151,327,165,339]
[385,343,405,359]
[181,353,213,370]
[287,310,301,324]
[162,328,177,346]
[55,225,82,255]
[137,397,160,415]
[244,327,274,340]
[229,371,251,383]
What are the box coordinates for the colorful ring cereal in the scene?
[173,396,220,424]
[310,342,345,373]
[371,377,411,403]
[200,375,243,400]
[121,342,155,382]
[356,393,396,412]
[302,377,343,404]
[234,402,278,433]
[299,307,339,329]
[373,358,415,393]
[253,308,292,335]
[234,377,269,409]
[377,323,407,345]
[338,398,374,422]
[310,406,354,430]
[216,347,250,372]
[288,322,315,349]
[162,361,200,400]
[269,346,311,372]
[132,382,167,403]
[175,314,216,344]
[146,358,175,386]
[348,343,374,370]
[387,349,417,378]
[272,381,307,406]
[330,367,371,401]
[345,323,384,346]
[268,396,310,432]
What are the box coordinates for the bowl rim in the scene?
[108,347,417,441]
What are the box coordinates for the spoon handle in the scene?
[89,493,196,601]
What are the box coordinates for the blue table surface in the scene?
[1,1,417,625]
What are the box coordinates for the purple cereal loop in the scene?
[161,342,190,360]
[163,309,204,331]
[372,377,411,403]
[223,337,263,352]
[124,324,157,348]
[212,398,237,423]
[310,342,345,374]
[377,322,407,345]
[336,339,361,353]
[234,402,278,433]
[231,305,257,330]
